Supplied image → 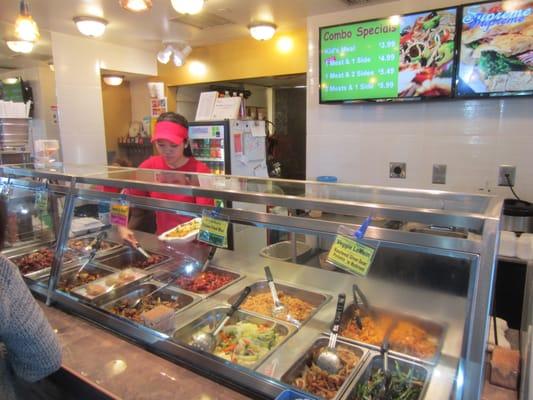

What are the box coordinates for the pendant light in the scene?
[248,22,277,41]
[73,16,108,38]
[14,0,40,42]
[171,0,204,15]
[5,39,34,54]
[119,0,152,12]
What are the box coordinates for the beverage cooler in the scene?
[189,120,268,178]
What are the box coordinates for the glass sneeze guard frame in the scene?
[0,163,502,400]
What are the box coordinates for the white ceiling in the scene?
[0,0,360,72]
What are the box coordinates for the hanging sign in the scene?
[197,209,229,248]
[110,199,130,227]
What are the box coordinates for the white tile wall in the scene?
[307,1,533,200]
[51,32,157,164]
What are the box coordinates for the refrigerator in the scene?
[188,119,269,254]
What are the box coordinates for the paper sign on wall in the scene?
[211,97,241,120]
[195,91,218,121]
[251,121,266,137]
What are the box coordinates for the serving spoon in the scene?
[316,293,346,374]
[191,286,251,352]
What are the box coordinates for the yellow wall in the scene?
[157,29,308,110]
[101,80,132,152]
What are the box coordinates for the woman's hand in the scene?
[117,225,138,247]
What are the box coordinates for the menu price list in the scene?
[320,19,400,101]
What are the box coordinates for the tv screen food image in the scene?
[319,8,457,102]
[457,1,533,96]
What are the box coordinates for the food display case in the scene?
[0,163,503,400]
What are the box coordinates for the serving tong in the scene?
[378,319,398,398]
[67,232,107,285]
[264,266,300,327]
[316,293,346,374]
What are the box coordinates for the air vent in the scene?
[169,12,234,29]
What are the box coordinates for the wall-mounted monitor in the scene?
[456,0,533,97]
[319,8,459,103]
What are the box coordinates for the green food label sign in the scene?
[197,214,229,248]
[327,235,376,276]
[320,19,400,101]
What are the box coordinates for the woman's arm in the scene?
[0,258,62,382]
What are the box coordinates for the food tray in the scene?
[338,304,445,365]
[70,268,148,304]
[227,280,330,327]
[101,282,200,333]
[67,234,123,256]
[171,266,243,298]
[158,217,201,242]
[172,306,296,370]
[9,245,77,279]
[40,264,115,293]
[96,248,170,270]
[280,335,368,400]
[342,354,431,400]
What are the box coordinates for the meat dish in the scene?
[109,296,183,324]
[58,271,102,292]
[175,269,234,293]
[12,248,74,275]
[68,237,117,253]
[129,255,165,269]
[341,315,438,360]
[292,347,361,400]
[240,291,315,322]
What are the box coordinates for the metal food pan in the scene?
[226,280,330,327]
[101,282,200,332]
[280,335,368,400]
[67,234,123,256]
[170,266,244,298]
[341,354,431,400]
[172,306,296,370]
[39,264,115,293]
[9,245,78,280]
[338,304,445,365]
[96,248,170,270]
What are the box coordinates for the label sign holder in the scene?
[326,216,378,276]
[197,207,230,248]
[110,195,130,227]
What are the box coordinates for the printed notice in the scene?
[326,235,376,276]
[197,212,229,248]
[110,203,129,227]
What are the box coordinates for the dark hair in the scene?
[0,197,6,250]
[156,112,192,157]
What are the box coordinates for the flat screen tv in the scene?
[456,0,533,97]
[319,7,459,103]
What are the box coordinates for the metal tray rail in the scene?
[100,281,201,333]
[172,306,296,370]
[96,248,171,271]
[340,354,431,400]
[167,265,245,298]
[338,304,445,365]
[280,335,369,400]
[226,280,331,328]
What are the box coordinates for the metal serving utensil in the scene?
[316,293,346,374]
[378,319,398,398]
[191,286,251,353]
[264,266,286,317]
[353,283,375,319]
[128,277,176,310]
[67,232,106,285]
[351,284,363,330]
[200,246,217,273]
[134,243,151,259]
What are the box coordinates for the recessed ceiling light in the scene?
[248,22,277,41]
[119,0,152,12]
[5,40,34,53]
[73,16,108,38]
[171,0,205,15]
[103,75,124,86]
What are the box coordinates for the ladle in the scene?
[191,286,251,352]
[316,293,346,374]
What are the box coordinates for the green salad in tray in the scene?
[212,321,283,366]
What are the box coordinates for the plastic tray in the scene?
[158,218,202,242]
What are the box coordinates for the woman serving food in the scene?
[119,112,214,245]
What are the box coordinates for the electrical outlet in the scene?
[432,164,447,184]
[498,165,516,186]
[389,162,406,179]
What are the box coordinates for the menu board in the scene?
[320,8,458,102]
[457,1,533,96]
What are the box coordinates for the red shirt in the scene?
[126,156,214,234]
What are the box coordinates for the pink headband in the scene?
[152,121,188,145]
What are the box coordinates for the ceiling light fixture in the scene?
[48,61,54,72]
[119,0,152,12]
[170,0,205,15]
[157,43,192,67]
[103,75,124,86]
[248,22,277,41]
[5,39,34,53]
[15,0,40,42]
[2,77,20,85]
[73,16,108,38]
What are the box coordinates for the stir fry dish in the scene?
[351,361,425,400]
[68,237,117,253]
[109,296,183,324]
[292,347,361,400]
[12,248,74,275]
[240,291,315,322]
[175,269,234,293]
[398,9,457,97]
[341,315,438,360]
[130,255,165,269]
[207,321,283,366]
[58,271,102,292]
